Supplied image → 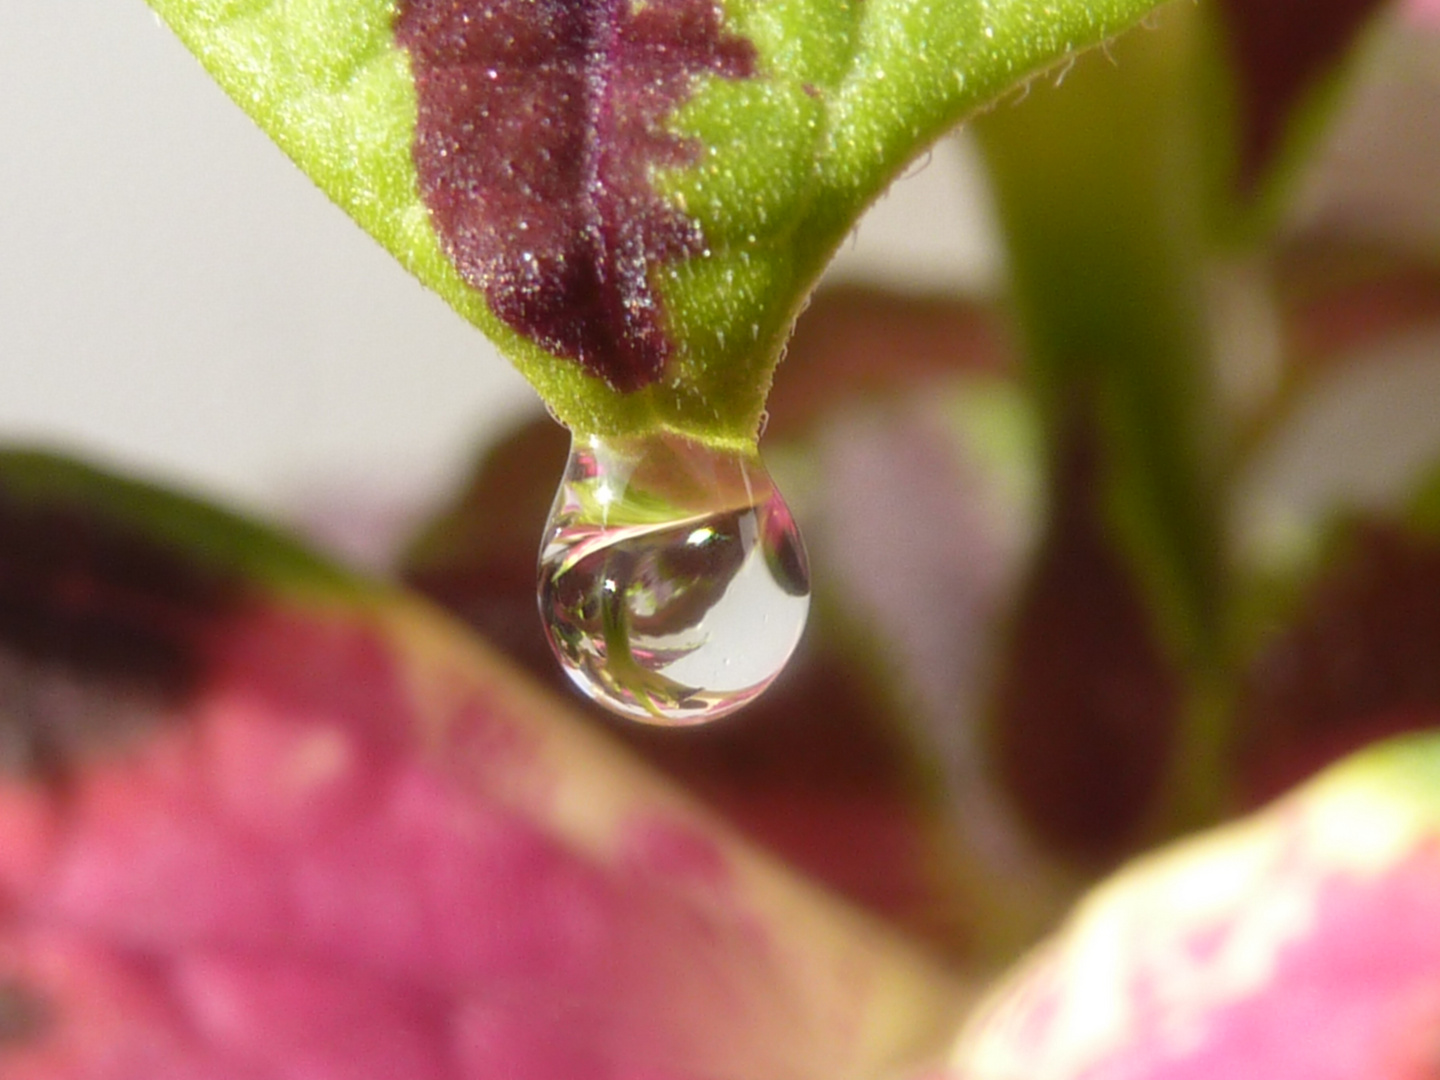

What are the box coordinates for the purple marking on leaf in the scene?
[1215,0,1388,192]
[0,490,240,777]
[394,0,756,393]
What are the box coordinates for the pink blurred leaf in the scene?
[946,730,1440,1079]
[0,449,964,1079]
[1405,0,1440,26]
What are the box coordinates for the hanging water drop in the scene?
[538,432,810,725]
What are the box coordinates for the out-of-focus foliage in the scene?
[4,0,1440,1075]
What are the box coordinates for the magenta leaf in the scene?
[1408,0,1440,23]
[0,448,962,1077]
[946,730,1440,1080]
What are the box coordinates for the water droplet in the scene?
[538,433,810,725]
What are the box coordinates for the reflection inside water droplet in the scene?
[538,432,810,725]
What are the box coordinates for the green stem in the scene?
[974,8,1231,831]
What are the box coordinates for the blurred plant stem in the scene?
[974,7,1233,836]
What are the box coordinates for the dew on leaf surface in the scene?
[538,433,810,725]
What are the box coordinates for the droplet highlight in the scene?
[538,432,810,725]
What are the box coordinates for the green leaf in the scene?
[143,0,1166,447]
